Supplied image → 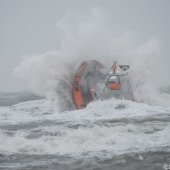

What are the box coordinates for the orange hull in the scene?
[73,60,104,109]
[73,62,87,109]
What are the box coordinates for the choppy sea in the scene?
[0,92,170,170]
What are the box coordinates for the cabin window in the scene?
[108,76,119,83]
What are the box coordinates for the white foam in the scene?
[0,98,169,124]
[0,98,170,155]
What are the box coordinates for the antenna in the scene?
[111,60,117,74]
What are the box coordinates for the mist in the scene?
[1,0,170,92]
[15,8,170,107]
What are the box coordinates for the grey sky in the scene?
[0,0,170,92]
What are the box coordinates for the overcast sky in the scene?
[0,0,170,92]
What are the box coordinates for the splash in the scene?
[15,8,170,107]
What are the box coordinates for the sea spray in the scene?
[15,8,170,108]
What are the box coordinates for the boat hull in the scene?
[73,60,105,109]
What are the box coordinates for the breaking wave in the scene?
[1,8,170,169]
[15,8,170,109]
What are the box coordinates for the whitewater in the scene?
[1,9,170,170]
[0,94,170,169]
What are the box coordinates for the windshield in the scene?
[108,76,119,83]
